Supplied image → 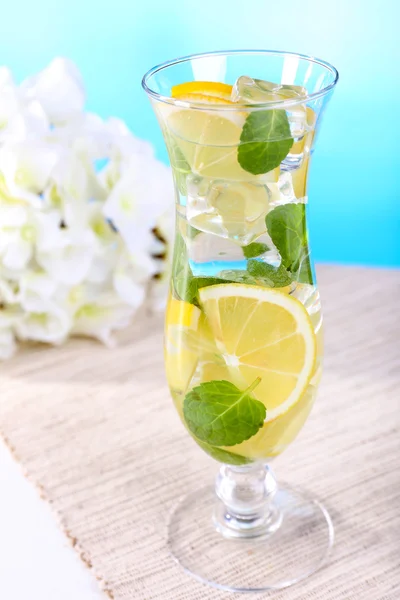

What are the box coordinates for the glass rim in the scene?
[141,49,339,112]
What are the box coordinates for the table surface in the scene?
[0,264,399,600]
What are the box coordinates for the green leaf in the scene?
[266,203,313,284]
[183,378,266,446]
[238,110,293,175]
[172,229,292,307]
[182,276,228,306]
[242,242,270,259]
[247,259,292,287]
[196,440,252,465]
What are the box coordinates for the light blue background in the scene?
[1,0,398,266]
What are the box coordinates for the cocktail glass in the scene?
[142,50,338,592]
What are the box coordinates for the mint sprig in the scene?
[247,259,292,287]
[243,242,270,259]
[183,378,265,446]
[266,203,313,284]
[238,110,293,175]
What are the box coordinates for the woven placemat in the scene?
[0,265,399,599]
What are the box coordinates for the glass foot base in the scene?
[168,483,334,593]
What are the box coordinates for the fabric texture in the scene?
[0,265,399,599]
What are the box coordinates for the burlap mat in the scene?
[0,265,399,599]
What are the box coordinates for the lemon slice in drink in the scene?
[165,296,201,394]
[172,81,234,103]
[166,81,279,183]
[198,284,317,421]
[165,295,219,395]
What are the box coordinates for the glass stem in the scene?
[214,464,282,539]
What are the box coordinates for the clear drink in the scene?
[159,77,323,464]
[143,50,338,593]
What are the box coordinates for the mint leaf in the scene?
[238,110,293,175]
[183,378,265,446]
[266,203,313,284]
[247,259,292,287]
[196,440,252,465]
[183,276,228,306]
[243,242,270,259]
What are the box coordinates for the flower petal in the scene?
[36,229,95,285]
[0,231,32,270]
[72,292,135,347]
[22,58,85,124]
[15,303,71,344]
[0,278,19,303]
[114,271,146,308]
[18,270,57,312]
[33,210,64,252]
[0,141,60,196]
[0,201,28,227]
[103,171,169,253]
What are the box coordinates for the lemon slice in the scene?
[172,81,234,103]
[165,295,219,395]
[165,81,279,183]
[165,296,201,394]
[167,107,244,180]
[198,284,316,421]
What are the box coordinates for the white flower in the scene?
[113,247,156,307]
[71,289,135,347]
[54,112,110,162]
[32,209,64,251]
[18,270,57,312]
[107,119,154,163]
[0,69,20,129]
[103,157,174,254]
[22,58,85,125]
[0,141,60,207]
[15,303,71,344]
[46,152,93,229]
[0,206,61,272]
[0,277,19,303]
[0,67,49,142]
[0,228,33,270]
[3,101,49,143]
[0,58,175,357]
[99,120,155,191]
[0,198,27,227]
[86,202,120,284]
[36,228,96,286]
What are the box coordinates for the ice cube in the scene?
[267,171,301,207]
[231,76,307,105]
[186,174,271,244]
